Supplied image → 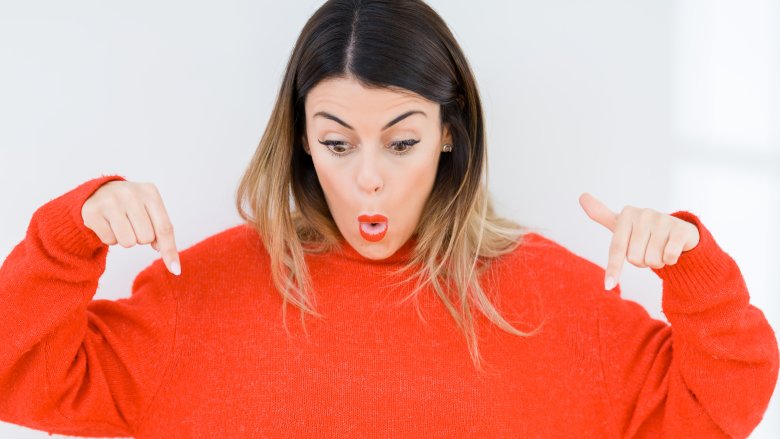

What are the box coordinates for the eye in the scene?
[318,139,352,156]
[388,139,420,155]
[316,139,420,157]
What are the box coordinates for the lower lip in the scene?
[359,221,388,242]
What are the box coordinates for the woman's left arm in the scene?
[580,194,779,438]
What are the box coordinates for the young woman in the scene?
[1,0,776,437]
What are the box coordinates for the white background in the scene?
[0,0,777,437]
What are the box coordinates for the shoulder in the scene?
[157,223,281,320]
[183,222,263,254]
[499,231,606,279]
[173,223,270,282]
[490,231,607,312]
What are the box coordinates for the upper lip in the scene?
[358,214,387,223]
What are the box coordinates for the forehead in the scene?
[305,77,430,111]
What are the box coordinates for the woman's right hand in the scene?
[81,180,181,275]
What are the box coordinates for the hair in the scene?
[235,0,545,373]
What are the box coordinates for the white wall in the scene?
[0,0,777,437]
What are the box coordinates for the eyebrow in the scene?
[313,110,427,131]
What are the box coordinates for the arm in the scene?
[0,175,179,437]
[597,211,779,438]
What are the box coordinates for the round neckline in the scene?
[336,234,418,265]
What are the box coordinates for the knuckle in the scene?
[663,248,678,264]
[639,209,655,222]
[107,192,126,207]
[157,222,175,237]
[136,232,155,244]
[93,195,113,210]
[116,183,136,198]
[140,182,160,196]
[646,255,662,267]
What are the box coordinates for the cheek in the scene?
[392,159,439,209]
[309,155,348,207]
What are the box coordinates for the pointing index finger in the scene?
[605,212,631,290]
[144,200,180,276]
[580,193,618,232]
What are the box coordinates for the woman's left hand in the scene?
[578,192,700,291]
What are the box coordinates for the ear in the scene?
[301,134,311,155]
[442,124,453,146]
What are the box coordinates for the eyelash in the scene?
[317,139,420,157]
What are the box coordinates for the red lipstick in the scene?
[357,214,388,242]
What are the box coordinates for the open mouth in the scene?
[360,221,387,233]
[357,214,388,242]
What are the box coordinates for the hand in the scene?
[81,180,181,275]
[578,192,699,290]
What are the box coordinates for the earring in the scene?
[442,143,453,152]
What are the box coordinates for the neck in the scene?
[336,234,418,265]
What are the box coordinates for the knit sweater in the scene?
[0,174,777,438]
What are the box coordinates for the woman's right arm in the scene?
[0,175,181,437]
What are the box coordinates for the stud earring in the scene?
[442,143,453,152]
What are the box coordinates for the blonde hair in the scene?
[235,0,545,373]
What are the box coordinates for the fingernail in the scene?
[169,260,181,276]
[605,276,616,290]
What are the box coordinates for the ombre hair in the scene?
[235,0,545,372]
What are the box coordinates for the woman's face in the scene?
[302,76,452,260]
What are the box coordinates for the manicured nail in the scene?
[605,276,616,290]
[169,260,181,276]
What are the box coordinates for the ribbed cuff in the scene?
[33,174,128,259]
[651,210,744,315]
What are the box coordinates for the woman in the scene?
[0,0,776,437]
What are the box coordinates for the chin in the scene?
[362,247,392,259]
[355,240,393,258]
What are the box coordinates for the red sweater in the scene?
[0,175,777,438]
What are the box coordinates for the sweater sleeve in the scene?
[596,210,779,438]
[0,175,179,438]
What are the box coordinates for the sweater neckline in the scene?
[336,234,418,265]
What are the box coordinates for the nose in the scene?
[355,148,384,194]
